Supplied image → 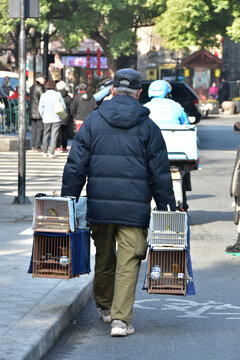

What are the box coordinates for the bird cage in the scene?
[34,196,75,233]
[32,232,73,279]
[148,210,188,249]
[147,249,187,295]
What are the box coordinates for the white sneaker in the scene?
[98,308,111,323]
[48,153,56,158]
[42,152,48,157]
[111,319,134,337]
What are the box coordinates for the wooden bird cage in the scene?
[147,249,187,295]
[32,232,74,279]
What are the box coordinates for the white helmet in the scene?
[148,80,172,98]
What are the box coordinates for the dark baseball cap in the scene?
[234,122,240,133]
[113,68,141,90]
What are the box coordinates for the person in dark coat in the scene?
[225,122,240,255]
[218,78,230,107]
[29,74,46,151]
[55,81,73,152]
[61,68,176,337]
[70,83,97,132]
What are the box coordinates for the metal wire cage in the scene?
[148,210,188,249]
[32,233,73,279]
[147,249,187,295]
[34,197,74,233]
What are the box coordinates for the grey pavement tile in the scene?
[0,309,25,328]
[0,324,8,338]
[0,158,93,359]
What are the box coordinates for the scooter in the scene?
[160,124,199,211]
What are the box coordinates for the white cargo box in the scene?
[160,125,198,161]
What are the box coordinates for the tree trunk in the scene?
[90,31,118,75]
[104,50,118,76]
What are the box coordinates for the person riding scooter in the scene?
[144,80,191,211]
[144,80,189,126]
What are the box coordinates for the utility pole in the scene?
[43,32,49,80]
[9,0,39,204]
[13,0,29,204]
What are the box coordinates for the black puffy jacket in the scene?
[58,89,73,125]
[61,95,176,227]
[29,81,45,119]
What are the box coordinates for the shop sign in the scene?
[61,56,108,69]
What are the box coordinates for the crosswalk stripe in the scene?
[0,151,69,197]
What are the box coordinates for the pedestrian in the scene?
[55,81,73,152]
[61,68,176,337]
[70,82,97,132]
[8,86,19,100]
[8,86,29,100]
[144,80,189,126]
[144,79,191,211]
[209,81,219,100]
[29,74,46,152]
[0,76,13,128]
[218,78,230,107]
[38,80,66,158]
[0,76,13,99]
[225,121,240,256]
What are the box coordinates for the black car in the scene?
[94,79,201,124]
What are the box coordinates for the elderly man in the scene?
[61,68,176,337]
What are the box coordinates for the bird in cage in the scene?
[49,208,58,217]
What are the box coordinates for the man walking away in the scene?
[29,74,46,152]
[61,68,176,337]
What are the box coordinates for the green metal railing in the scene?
[0,98,30,134]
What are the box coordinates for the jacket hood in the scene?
[98,95,150,129]
[60,89,68,97]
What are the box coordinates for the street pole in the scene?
[43,32,49,80]
[13,0,30,204]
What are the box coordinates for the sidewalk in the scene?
[0,168,94,360]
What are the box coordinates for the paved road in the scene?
[0,150,68,198]
[43,116,240,360]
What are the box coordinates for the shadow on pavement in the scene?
[189,210,233,225]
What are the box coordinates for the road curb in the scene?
[0,275,94,360]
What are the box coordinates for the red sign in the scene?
[96,48,101,76]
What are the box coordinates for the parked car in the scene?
[94,79,201,124]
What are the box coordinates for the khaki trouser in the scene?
[90,224,148,324]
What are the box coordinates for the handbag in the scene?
[55,93,67,120]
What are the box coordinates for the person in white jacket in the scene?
[39,80,66,158]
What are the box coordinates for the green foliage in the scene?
[1,0,240,70]
[40,0,165,67]
[154,0,236,50]
[0,1,18,44]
